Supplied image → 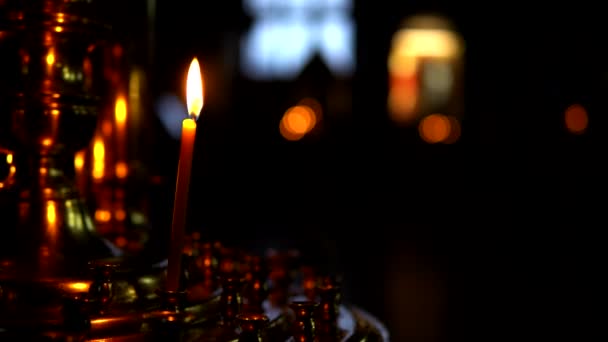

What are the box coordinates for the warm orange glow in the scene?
[286,107,314,134]
[92,136,105,180]
[61,281,94,294]
[74,150,85,171]
[280,105,317,141]
[46,50,55,66]
[67,282,89,291]
[42,138,53,147]
[389,28,462,67]
[46,201,57,225]
[115,161,128,179]
[186,58,204,119]
[419,113,452,143]
[94,209,111,223]
[115,209,127,221]
[51,109,60,116]
[54,26,63,32]
[1,155,16,188]
[115,96,127,125]
[564,104,588,134]
[388,83,418,122]
[183,117,197,130]
[56,13,65,23]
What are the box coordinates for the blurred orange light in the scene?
[279,105,317,141]
[419,113,451,143]
[115,96,127,125]
[564,104,588,134]
[115,161,128,179]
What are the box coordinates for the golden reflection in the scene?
[45,200,59,249]
[74,149,87,195]
[66,282,90,292]
[46,201,57,226]
[95,209,111,223]
[0,149,17,189]
[92,136,105,180]
[46,49,55,66]
[115,96,127,125]
[115,95,128,170]
[74,151,85,172]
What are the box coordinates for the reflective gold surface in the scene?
[0,0,116,278]
[0,0,111,152]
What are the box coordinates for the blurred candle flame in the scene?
[186,58,204,119]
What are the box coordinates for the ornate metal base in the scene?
[0,241,389,341]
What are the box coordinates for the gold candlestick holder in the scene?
[0,0,116,277]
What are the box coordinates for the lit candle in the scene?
[166,58,204,292]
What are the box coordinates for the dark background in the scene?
[125,1,604,341]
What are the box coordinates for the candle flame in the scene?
[186,58,203,120]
